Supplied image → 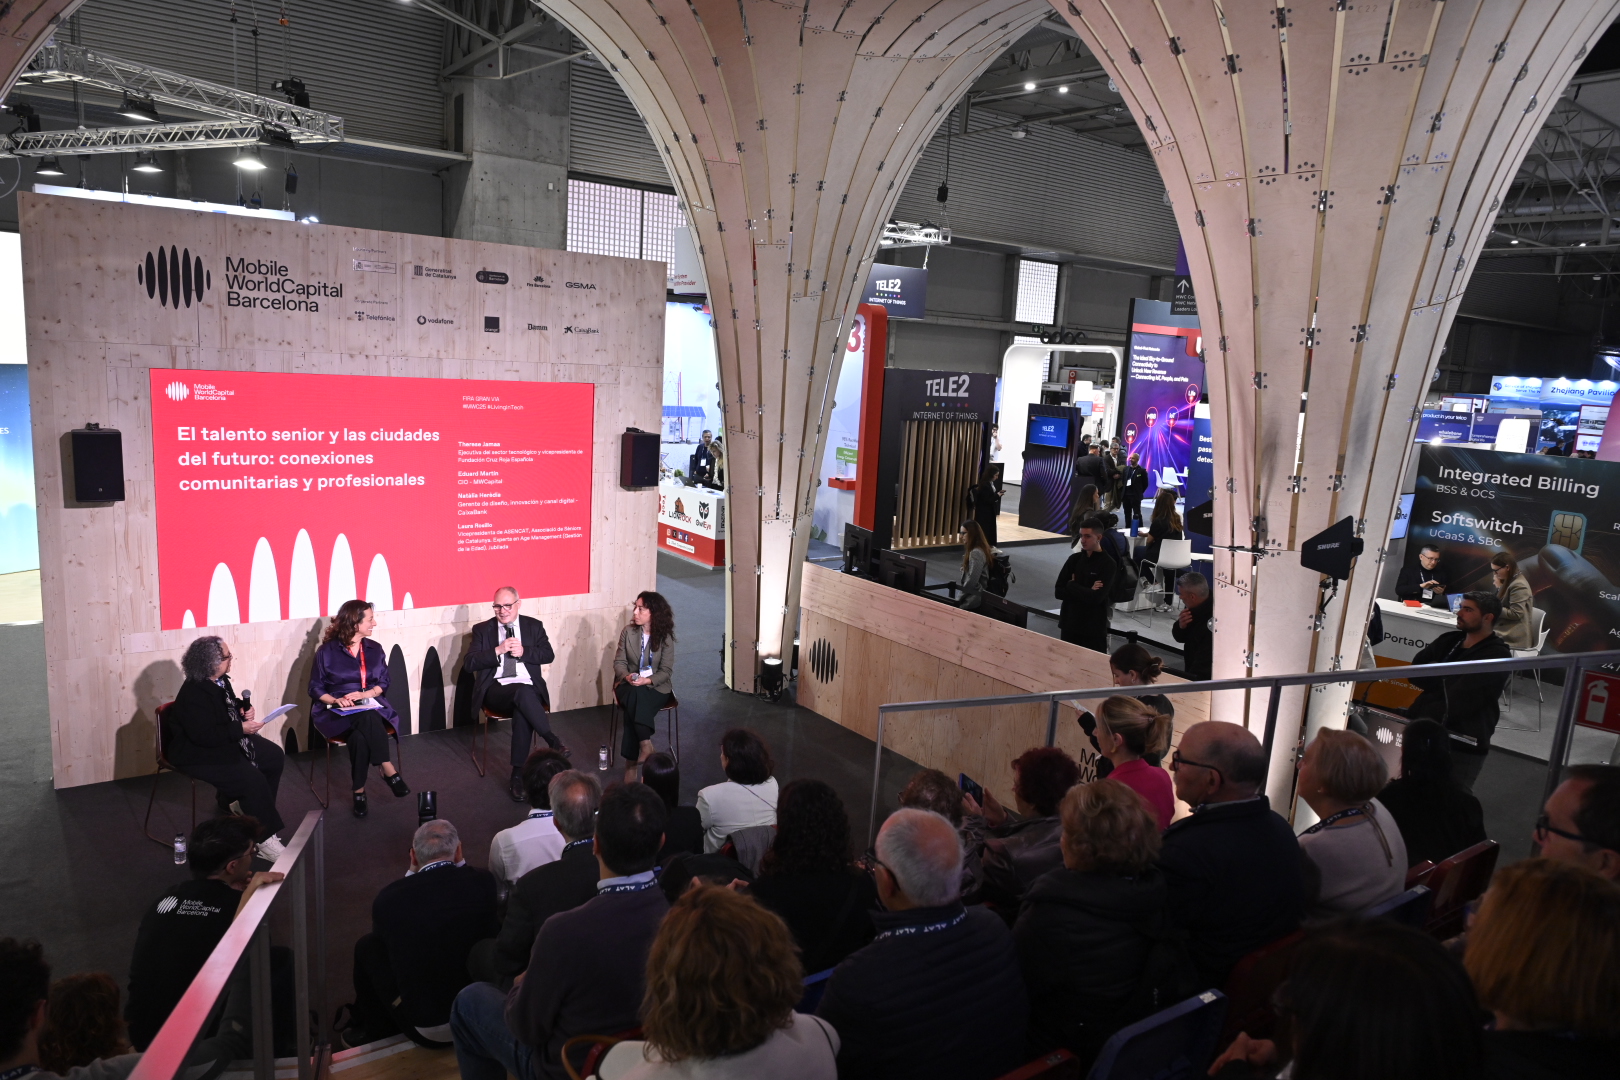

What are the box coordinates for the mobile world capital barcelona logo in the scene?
[165,382,190,402]
[137,246,211,309]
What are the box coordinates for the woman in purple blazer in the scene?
[309,599,409,818]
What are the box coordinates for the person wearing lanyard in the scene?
[309,600,409,818]
[612,591,676,783]
[463,586,566,803]
[1404,591,1512,794]
[0,938,143,1080]
[1294,730,1408,918]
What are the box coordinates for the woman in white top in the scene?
[1296,729,1408,918]
[599,885,837,1080]
[696,729,779,853]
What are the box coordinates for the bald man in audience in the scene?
[1535,764,1620,880]
[1158,721,1309,988]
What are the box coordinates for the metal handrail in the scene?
[130,810,328,1080]
[866,648,1620,844]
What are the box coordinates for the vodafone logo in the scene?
[165,382,191,402]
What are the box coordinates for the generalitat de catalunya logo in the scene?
[165,382,190,402]
[138,246,210,309]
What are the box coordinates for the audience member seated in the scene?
[1295,730,1407,917]
[488,749,572,898]
[348,820,497,1048]
[451,783,670,1080]
[1464,859,1620,1079]
[1015,780,1193,1064]
[1159,722,1306,989]
[480,770,602,986]
[642,752,703,862]
[1090,695,1175,828]
[37,974,130,1076]
[1375,719,1486,867]
[816,809,1027,1080]
[1211,920,1484,1080]
[969,747,1081,909]
[598,887,839,1079]
[1534,763,1620,880]
[749,779,879,975]
[893,769,986,899]
[125,816,283,1050]
[696,729,779,853]
[2,939,142,1080]
[1076,643,1175,779]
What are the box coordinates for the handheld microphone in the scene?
[240,689,253,713]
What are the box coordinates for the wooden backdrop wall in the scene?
[20,192,663,789]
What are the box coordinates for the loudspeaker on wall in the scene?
[620,428,659,489]
[67,425,126,504]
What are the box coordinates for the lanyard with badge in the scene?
[639,633,653,679]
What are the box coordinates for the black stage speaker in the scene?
[620,428,659,489]
[69,425,126,503]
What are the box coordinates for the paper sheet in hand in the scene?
[333,700,383,715]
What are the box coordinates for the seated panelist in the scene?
[464,585,567,802]
[614,590,676,783]
[310,599,409,819]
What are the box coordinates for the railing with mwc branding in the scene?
[130,810,328,1080]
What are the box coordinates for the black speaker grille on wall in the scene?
[69,426,126,503]
[620,428,659,489]
[808,638,838,683]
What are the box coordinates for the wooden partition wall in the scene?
[21,193,664,788]
[796,562,1208,811]
[893,419,981,550]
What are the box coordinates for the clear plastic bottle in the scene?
[173,833,187,865]
[598,745,609,771]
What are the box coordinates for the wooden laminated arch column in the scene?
[1053,0,1620,798]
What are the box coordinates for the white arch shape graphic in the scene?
[205,563,241,626]
[247,537,281,623]
[181,609,196,629]
[288,529,319,619]
[402,592,414,610]
[326,534,357,616]
[365,554,393,612]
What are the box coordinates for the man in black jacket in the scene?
[1119,453,1149,532]
[349,819,497,1048]
[1073,443,1114,493]
[1171,573,1214,680]
[687,429,715,483]
[1055,519,1118,652]
[450,784,669,1080]
[818,808,1026,1080]
[463,586,565,801]
[1395,544,1450,608]
[1158,722,1307,989]
[1406,591,1512,793]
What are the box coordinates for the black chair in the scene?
[304,713,403,808]
[1088,990,1227,1080]
[143,701,200,845]
[607,695,680,764]
[1363,884,1433,928]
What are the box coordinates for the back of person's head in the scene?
[1097,696,1173,760]
[1566,764,1620,859]
[1012,747,1081,817]
[1283,920,1481,1080]
[899,768,965,827]
[1078,483,1099,509]
[1397,719,1455,785]
[640,752,681,810]
[37,973,129,1074]
[875,808,963,907]
[412,819,459,865]
[0,938,49,1061]
[760,779,852,877]
[1465,589,1502,624]
[1307,728,1388,803]
[548,770,602,841]
[597,782,668,875]
[720,728,774,786]
[639,886,801,1062]
[1465,858,1620,1038]
[187,815,260,879]
[522,748,572,809]
[1109,641,1164,684]
[1059,780,1160,875]
[1184,721,1267,793]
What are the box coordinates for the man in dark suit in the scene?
[451,784,670,1080]
[464,586,565,801]
[347,819,497,1048]
[1072,442,1113,493]
[1171,572,1214,680]
[1119,452,1150,532]
[688,429,715,483]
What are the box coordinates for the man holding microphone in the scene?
[465,587,567,801]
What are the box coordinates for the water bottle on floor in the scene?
[173,833,187,865]
[598,745,609,771]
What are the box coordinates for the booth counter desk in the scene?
[658,481,726,568]
[1360,598,1461,709]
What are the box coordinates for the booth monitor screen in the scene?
[1028,416,1070,449]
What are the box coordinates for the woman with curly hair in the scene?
[309,599,408,818]
[599,886,838,1079]
[750,780,879,974]
[37,973,131,1074]
[613,591,676,782]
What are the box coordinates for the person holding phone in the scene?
[310,599,408,818]
[1055,517,1118,652]
[612,591,676,782]
[1396,544,1450,608]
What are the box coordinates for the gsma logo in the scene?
[137,246,210,309]
[164,382,190,402]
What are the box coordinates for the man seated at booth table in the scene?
[464,586,568,803]
[450,783,670,1080]
[1396,544,1450,609]
[488,749,572,898]
[1170,572,1214,681]
[1404,591,1512,795]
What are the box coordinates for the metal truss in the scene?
[416,0,584,80]
[17,41,343,142]
[1493,92,1620,249]
[880,220,951,247]
[7,120,271,156]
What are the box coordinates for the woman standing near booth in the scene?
[614,590,676,782]
[309,599,409,818]
[1491,551,1535,649]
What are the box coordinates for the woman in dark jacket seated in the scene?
[749,779,879,975]
[642,752,705,862]
[1376,719,1486,867]
[1014,780,1190,1064]
[965,747,1081,910]
[165,635,287,858]
[309,599,409,818]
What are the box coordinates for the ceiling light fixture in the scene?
[132,150,162,173]
[1579,241,1588,247]
[233,145,267,171]
[1010,126,1028,139]
[118,93,161,123]
[1509,238,1519,244]
[1023,81,1036,91]
[1057,85,1069,93]
[35,156,64,177]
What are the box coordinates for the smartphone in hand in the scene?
[958,773,985,804]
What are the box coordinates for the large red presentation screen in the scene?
[149,369,594,630]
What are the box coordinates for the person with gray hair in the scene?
[162,635,287,859]
[342,819,497,1050]
[1170,571,1214,679]
[816,809,1027,1080]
